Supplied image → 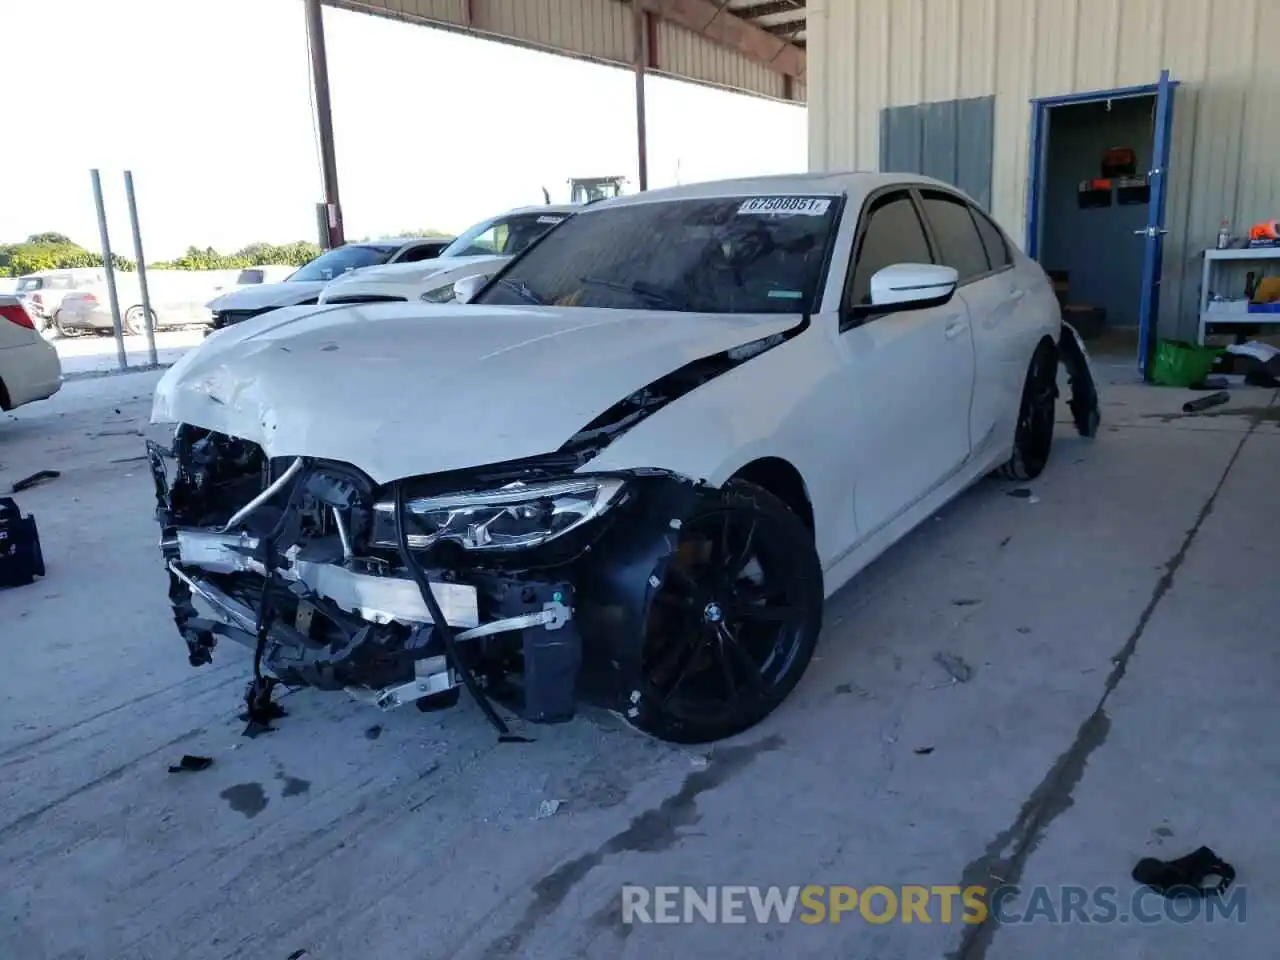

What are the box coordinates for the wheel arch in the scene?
[0,374,11,411]
[728,456,815,535]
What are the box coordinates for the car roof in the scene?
[593,171,968,208]
[499,204,580,216]
[357,236,455,248]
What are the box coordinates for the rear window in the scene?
[16,278,43,292]
[236,269,265,284]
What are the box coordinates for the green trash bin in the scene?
[1150,339,1223,387]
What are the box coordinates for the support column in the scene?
[305,0,344,247]
[633,2,649,191]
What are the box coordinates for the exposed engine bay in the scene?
[148,425,701,733]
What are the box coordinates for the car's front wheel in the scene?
[54,314,85,338]
[995,338,1058,481]
[626,480,823,744]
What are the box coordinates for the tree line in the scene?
[1,228,452,277]
[0,232,323,277]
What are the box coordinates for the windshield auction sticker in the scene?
[737,197,832,216]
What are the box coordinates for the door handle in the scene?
[1134,226,1169,237]
[945,318,969,340]
[1009,289,1026,303]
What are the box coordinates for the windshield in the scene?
[288,244,397,282]
[474,195,841,314]
[439,212,571,259]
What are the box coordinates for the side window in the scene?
[848,191,934,308]
[971,207,1012,270]
[399,244,441,263]
[919,191,989,283]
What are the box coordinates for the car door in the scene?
[835,187,977,538]
[914,189,1021,458]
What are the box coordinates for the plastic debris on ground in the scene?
[1182,391,1230,414]
[11,469,60,493]
[1131,846,1236,899]
[934,652,974,684]
[168,755,214,773]
[535,799,564,820]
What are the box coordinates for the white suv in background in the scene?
[319,206,577,305]
[205,236,453,332]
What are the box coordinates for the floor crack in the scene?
[947,397,1268,960]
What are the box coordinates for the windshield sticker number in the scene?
[537,216,566,224]
[737,197,832,217]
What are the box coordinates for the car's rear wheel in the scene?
[995,338,1058,481]
[124,305,156,336]
[626,480,823,744]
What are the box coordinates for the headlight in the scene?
[373,477,627,552]
[420,282,456,303]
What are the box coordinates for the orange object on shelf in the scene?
[1248,220,1280,241]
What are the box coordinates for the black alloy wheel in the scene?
[627,481,823,744]
[995,339,1058,482]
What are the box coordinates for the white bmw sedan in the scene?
[148,172,1099,744]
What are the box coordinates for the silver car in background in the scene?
[55,272,220,337]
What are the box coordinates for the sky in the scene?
[0,0,807,260]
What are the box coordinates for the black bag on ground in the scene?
[0,497,45,588]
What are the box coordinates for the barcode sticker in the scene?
[737,197,832,217]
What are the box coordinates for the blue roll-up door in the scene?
[880,95,995,211]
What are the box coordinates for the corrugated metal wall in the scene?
[328,0,796,102]
[808,0,1280,339]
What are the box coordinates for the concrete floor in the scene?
[1,365,1277,960]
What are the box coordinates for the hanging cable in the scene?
[394,480,512,737]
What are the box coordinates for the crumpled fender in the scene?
[1060,321,1101,438]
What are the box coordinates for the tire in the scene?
[995,339,1058,482]
[625,480,824,744]
[54,314,84,338]
[124,305,156,337]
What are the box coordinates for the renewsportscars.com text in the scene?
[620,884,1246,926]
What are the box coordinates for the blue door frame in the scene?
[1025,71,1179,378]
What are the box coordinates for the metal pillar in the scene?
[633,2,649,191]
[90,169,127,371]
[305,0,343,247]
[123,171,158,367]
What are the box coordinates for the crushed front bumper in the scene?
[147,440,582,720]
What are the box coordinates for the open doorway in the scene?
[1036,96,1155,338]
[1026,73,1177,376]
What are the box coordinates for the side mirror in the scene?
[453,273,489,304]
[868,263,959,311]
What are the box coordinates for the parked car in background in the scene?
[233,265,296,286]
[14,268,106,332]
[55,272,215,337]
[319,206,577,305]
[149,173,1100,745]
[205,237,453,332]
[0,296,61,411]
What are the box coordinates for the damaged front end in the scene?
[149,426,700,727]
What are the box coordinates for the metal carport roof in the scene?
[304,0,807,246]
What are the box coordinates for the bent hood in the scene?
[152,301,797,484]
[317,255,509,302]
[207,281,327,312]
[322,254,505,290]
